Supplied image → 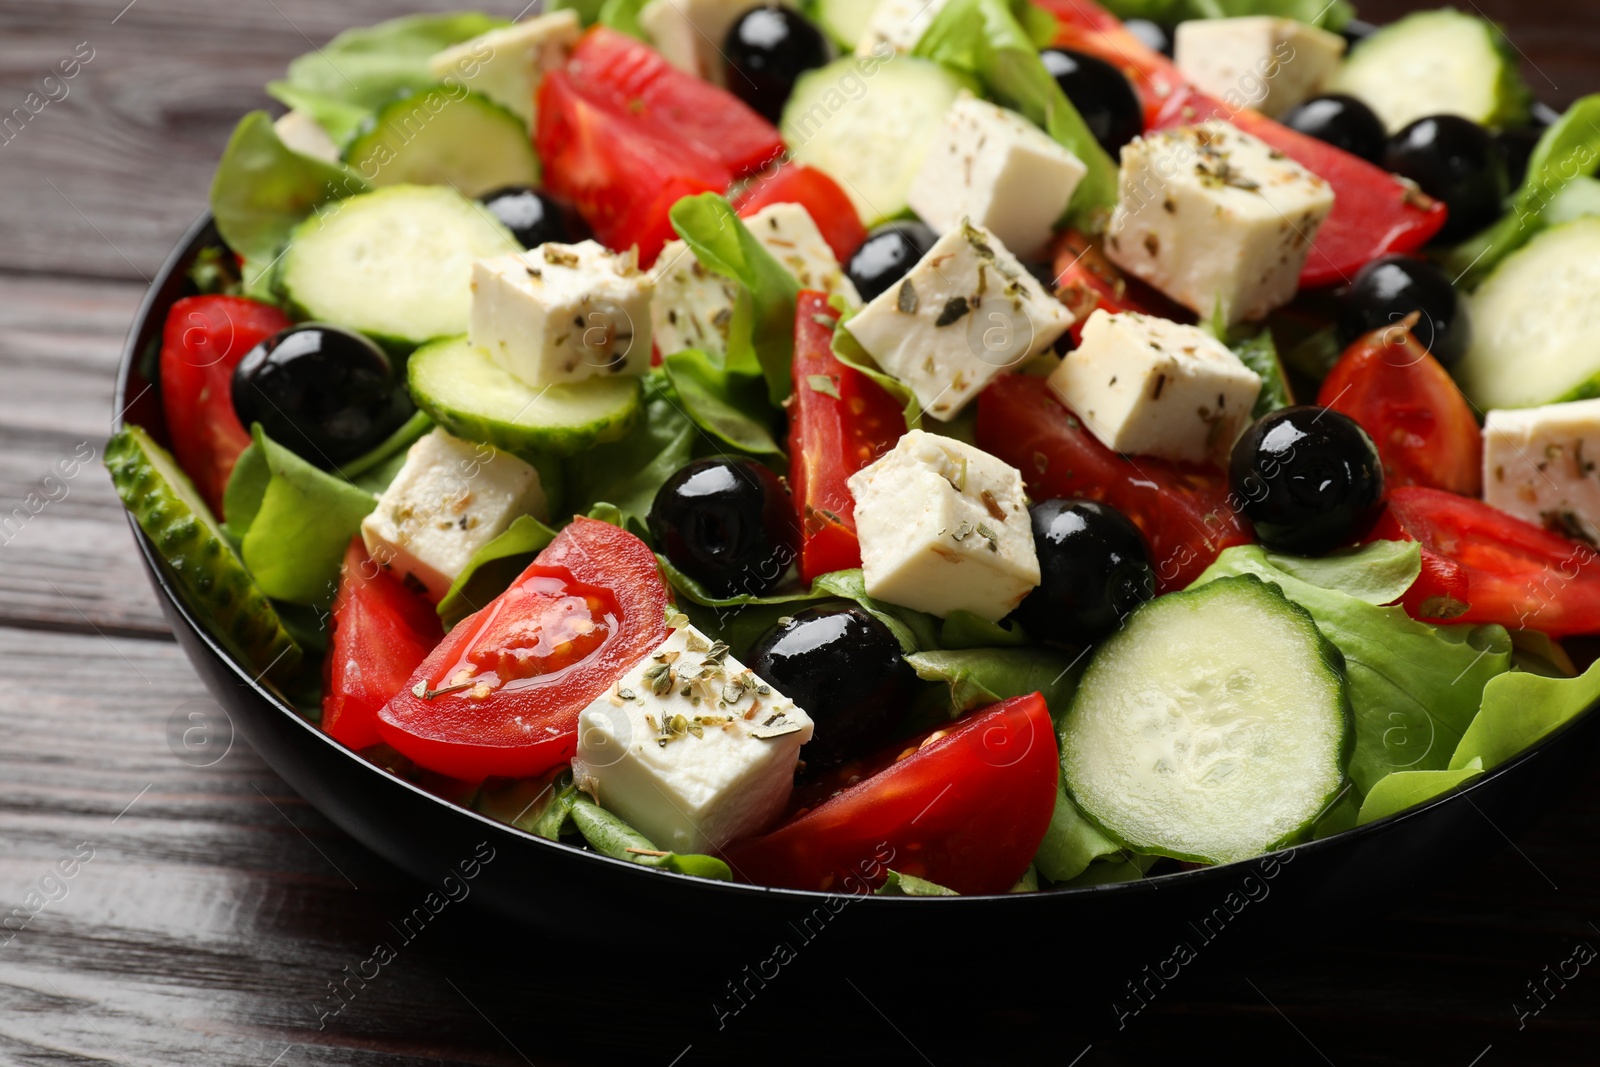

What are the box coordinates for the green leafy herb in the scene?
[339,411,434,493]
[475,768,575,835]
[437,514,559,629]
[662,348,785,457]
[1356,759,1485,827]
[877,870,960,896]
[833,303,923,431]
[938,611,1031,649]
[597,0,650,38]
[568,795,733,880]
[1450,659,1600,772]
[1230,329,1295,418]
[1033,785,1121,884]
[563,369,697,537]
[907,647,1083,721]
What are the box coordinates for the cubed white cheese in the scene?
[856,0,952,56]
[1174,17,1347,120]
[273,109,340,163]
[469,241,654,388]
[1048,310,1263,464]
[848,430,1039,621]
[843,220,1074,420]
[651,202,860,358]
[427,9,581,127]
[573,623,815,854]
[907,95,1087,259]
[639,0,798,87]
[1483,400,1600,545]
[360,429,548,602]
[1106,120,1335,325]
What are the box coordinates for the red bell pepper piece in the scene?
[1048,229,1194,344]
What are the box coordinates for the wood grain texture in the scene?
[1,1,1599,1064]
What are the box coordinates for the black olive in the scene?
[724,5,831,124]
[747,606,913,769]
[1039,48,1143,157]
[1123,18,1173,57]
[1015,500,1155,645]
[1336,254,1471,366]
[1493,125,1545,190]
[231,325,413,469]
[1230,407,1384,555]
[1384,115,1509,243]
[1280,94,1388,165]
[845,221,939,304]
[649,459,799,598]
[480,186,589,249]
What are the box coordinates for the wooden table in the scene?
[2,2,1599,1064]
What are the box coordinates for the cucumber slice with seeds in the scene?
[344,89,539,198]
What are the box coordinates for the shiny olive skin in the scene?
[1494,125,1545,190]
[1384,115,1509,243]
[1230,407,1385,555]
[845,221,940,303]
[1281,94,1388,165]
[649,459,799,598]
[1039,48,1143,156]
[231,325,412,469]
[480,186,588,249]
[1015,499,1156,646]
[747,605,914,769]
[724,5,831,123]
[1336,254,1471,366]
[1123,18,1172,57]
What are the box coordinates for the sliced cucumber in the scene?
[1545,176,1600,228]
[408,335,641,459]
[1331,10,1531,133]
[1458,218,1600,410]
[280,185,520,349]
[781,55,972,226]
[344,89,538,198]
[807,0,875,49]
[1060,575,1350,866]
[105,427,301,683]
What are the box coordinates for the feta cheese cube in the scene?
[1106,121,1335,325]
[573,623,815,854]
[273,109,339,163]
[639,0,798,87]
[469,241,653,388]
[856,0,952,56]
[843,220,1074,420]
[1048,310,1262,464]
[1483,400,1600,545]
[1174,17,1347,120]
[907,96,1087,259]
[848,431,1039,621]
[427,9,581,127]
[652,202,860,358]
[360,429,548,602]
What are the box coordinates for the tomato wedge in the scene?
[158,295,292,517]
[1049,229,1194,344]
[723,694,1058,895]
[568,27,784,179]
[789,293,906,582]
[1318,325,1483,497]
[1038,0,1447,288]
[536,70,730,264]
[733,163,868,264]
[323,539,443,751]
[977,375,1251,591]
[1373,488,1600,638]
[378,518,672,780]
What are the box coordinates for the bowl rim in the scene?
[119,162,1595,904]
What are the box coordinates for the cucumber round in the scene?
[344,89,539,198]
[280,185,521,349]
[1060,575,1351,866]
[1458,218,1600,411]
[781,55,972,226]
[105,427,301,683]
[1331,10,1531,133]
[408,335,642,459]
[807,0,875,49]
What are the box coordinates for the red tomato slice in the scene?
[536,69,730,264]
[1038,0,1447,288]
[734,163,868,263]
[789,293,906,582]
[323,539,443,751]
[977,375,1251,591]
[723,694,1059,895]
[158,295,292,517]
[378,518,672,780]
[568,27,784,179]
[1317,325,1483,497]
[1374,488,1600,638]
[1049,229,1194,344]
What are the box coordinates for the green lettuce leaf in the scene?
[568,795,733,879]
[662,348,785,457]
[548,0,609,25]
[340,411,434,494]
[437,514,559,629]
[1232,329,1295,419]
[830,304,923,431]
[1194,543,1513,795]
[877,870,960,895]
[1097,0,1354,28]
[1033,785,1122,883]
[209,112,371,300]
[939,611,1031,649]
[1356,759,1485,827]
[598,0,650,37]
[914,0,1119,231]
[907,647,1083,720]
[1451,659,1600,772]
[563,370,697,536]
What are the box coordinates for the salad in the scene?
[109,0,1600,896]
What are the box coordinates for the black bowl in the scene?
[118,197,1597,1030]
